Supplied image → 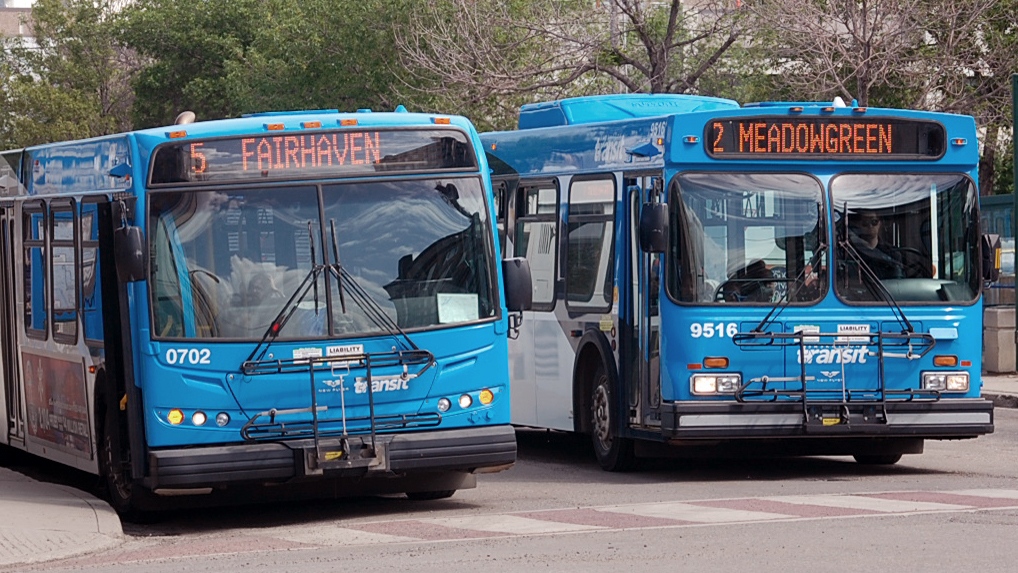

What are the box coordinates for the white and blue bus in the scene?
[0,108,531,514]
[482,94,996,471]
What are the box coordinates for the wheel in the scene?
[897,247,932,278]
[590,363,636,472]
[852,453,903,465]
[406,490,456,501]
[99,407,155,521]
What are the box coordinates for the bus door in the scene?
[0,201,23,444]
[626,174,663,428]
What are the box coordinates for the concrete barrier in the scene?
[984,307,1016,373]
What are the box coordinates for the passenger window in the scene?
[514,183,558,309]
[566,177,615,312]
[23,201,48,338]
[50,199,78,343]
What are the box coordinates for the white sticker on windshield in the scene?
[437,293,479,324]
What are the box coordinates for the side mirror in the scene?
[639,202,668,253]
[502,257,533,312]
[981,233,1001,282]
[114,225,146,282]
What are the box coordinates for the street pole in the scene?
[1012,74,1017,367]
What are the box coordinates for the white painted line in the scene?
[949,489,1018,500]
[596,502,790,523]
[422,514,603,535]
[274,528,417,546]
[763,494,968,513]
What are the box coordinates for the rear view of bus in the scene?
[0,109,530,516]
[483,94,994,471]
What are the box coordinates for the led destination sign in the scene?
[150,128,477,185]
[706,117,945,159]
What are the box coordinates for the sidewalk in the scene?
[0,465,122,569]
[982,372,1018,409]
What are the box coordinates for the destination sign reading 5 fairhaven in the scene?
[150,128,476,184]
[706,117,945,159]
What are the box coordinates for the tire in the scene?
[99,407,154,521]
[852,453,903,465]
[406,490,456,501]
[590,363,636,472]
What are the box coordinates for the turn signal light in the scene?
[933,355,958,367]
[167,409,184,425]
[479,389,494,405]
[703,357,730,369]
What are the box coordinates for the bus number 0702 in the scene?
[164,348,212,365]
[690,322,738,338]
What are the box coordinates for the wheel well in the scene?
[572,343,604,435]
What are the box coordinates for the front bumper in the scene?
[144,424,516,489]
[662,398,994,440]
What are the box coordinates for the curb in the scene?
[984,392,1018,409]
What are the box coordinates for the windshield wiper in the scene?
[836,205,914,333]
[325,220,419,351]
[243,221,327,369]
[752,241,828,334]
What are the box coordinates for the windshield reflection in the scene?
[149,177,495,340]
[832,173,979,303]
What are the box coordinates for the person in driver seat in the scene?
[722,259,775,303]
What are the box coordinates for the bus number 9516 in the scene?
[690,322,739,338]
[164,348,212,365]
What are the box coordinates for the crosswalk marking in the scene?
[420,514,603,534]
[595,501,791,523]
[760,494,969,513]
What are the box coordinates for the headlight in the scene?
[922,371,969,392]
[691,373,741,395]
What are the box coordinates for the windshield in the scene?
[668,172,826,305]
[149,177,496,340]
[831,173,979,303]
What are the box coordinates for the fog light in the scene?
[478,389,494,405]
[192,411,207,426]
[691,374,741,395]
[437,398,451,412]
[458,394,472,408]
[167,409,184,425]
[216,412,230,427]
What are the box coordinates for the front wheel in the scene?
[852,453,903,465]
[590,364,636,472]
[99,408,154,521]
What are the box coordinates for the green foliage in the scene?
[0,0,131,148]
[119,0,411,128]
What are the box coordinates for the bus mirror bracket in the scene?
[981,233,1001,283]
[114,224,146,282]
[640,202,668,253]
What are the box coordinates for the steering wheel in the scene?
[897,247,932,278]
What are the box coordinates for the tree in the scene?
[749,0,1018,194]
[0,0,137,148]
[395,1,748,130]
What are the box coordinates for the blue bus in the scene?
[482,94,996,471]
[0,108,531,514]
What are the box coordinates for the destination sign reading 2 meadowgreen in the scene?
[150,128,476,184]
[705,117,946,159]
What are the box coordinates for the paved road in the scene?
[7,407,1016,573]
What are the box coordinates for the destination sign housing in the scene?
[150,128,477,185]
[706,117,946,159]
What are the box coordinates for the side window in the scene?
[513,182,558,310]
[80,199,103,343]
[566,177,615,312]
[23,200,47,339]
[50,199,78,343]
